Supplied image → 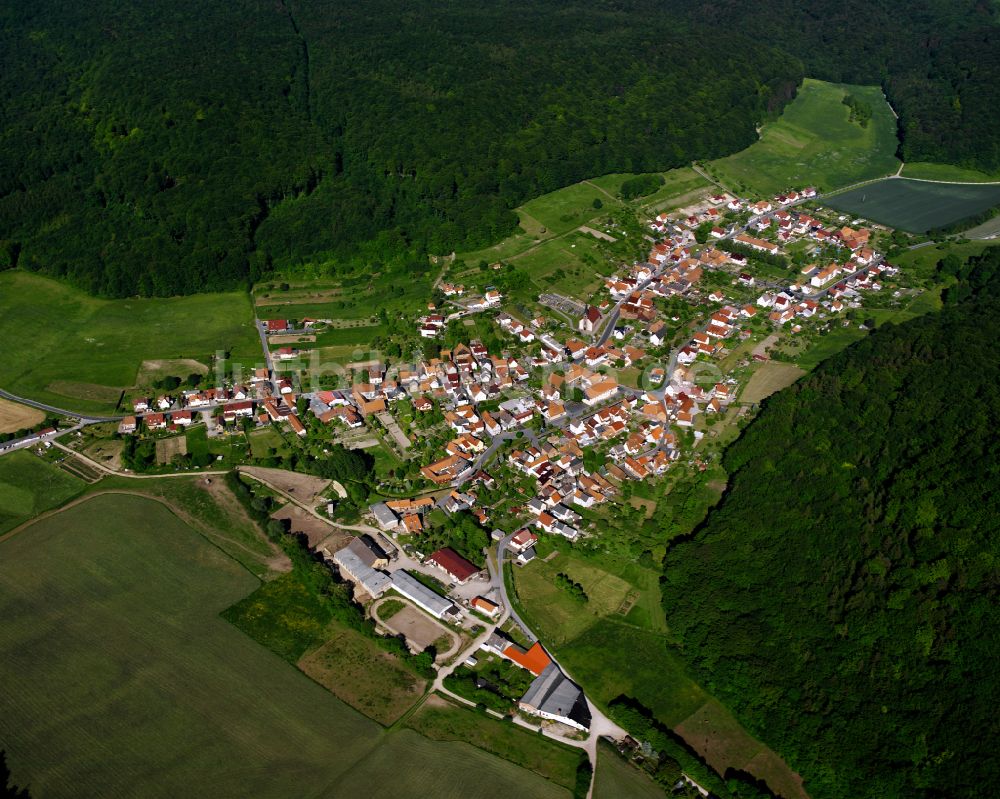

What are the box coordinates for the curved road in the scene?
[0,388,122,423]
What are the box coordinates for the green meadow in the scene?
[0,271,260,413]
[0,450,85,535]
[708,78,901,196]
[593,741,668,799]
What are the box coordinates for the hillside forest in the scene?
[660,246,1000,799]
[2,0,999,297]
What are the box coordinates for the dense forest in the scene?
[1,1,998,298]
[0,0,800,296]
[660,247,1000,799]
[684,0,1000,170]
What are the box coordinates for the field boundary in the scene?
[0,488,276,574]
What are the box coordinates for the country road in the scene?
[0,388,122,423]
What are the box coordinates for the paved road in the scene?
[454,428,538,488]
[0,423,83,456]
[254,319,282,396]
[0,388,122,423]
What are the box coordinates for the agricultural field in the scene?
[92,474,284,577]
[823,178,1000,233]
[707,79,900,196]
[0,492,576,798]
[0,271,259,414]
[593,741,667,799]
[0,398,45,434]
[405,695,586,792]
[331,728,572,799]
[0,450,85,535]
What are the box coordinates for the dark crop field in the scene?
[823,178,1000,232]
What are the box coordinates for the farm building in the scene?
[390,570,459,620]
[426,547,481,584]
[332,542,391,598]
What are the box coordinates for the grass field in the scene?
[901,162,1000,182]
[0,271,260,413]
[0,450,85,535]
[593,741,666,799]
[255,270,430,332]
[519,180,623,236]
[514,552,637,645]
[556,619,707,727]
[405,695,585,791]
[823,177,1000,233]
[299,628,427,725]
[0,493,575,798]
[739,362,806,404]
[708,78,900,196]
[91,475,282,577]
[455,168,706,284]
[555,617,804,797]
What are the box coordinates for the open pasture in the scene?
[708,79,900,195]
[822,177,1000,233]
[0,271,259,413]
[514,550,642,645]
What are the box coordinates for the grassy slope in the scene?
[0,271,260,413]
[456,167,706,266]
[513,550,661,646]
[708,78,900,195]
[0,450,86,534]
[0,492,574,799]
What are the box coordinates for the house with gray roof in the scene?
[519,663,591,731]
[369,502,400,530]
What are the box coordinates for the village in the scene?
[70,184,903,741]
